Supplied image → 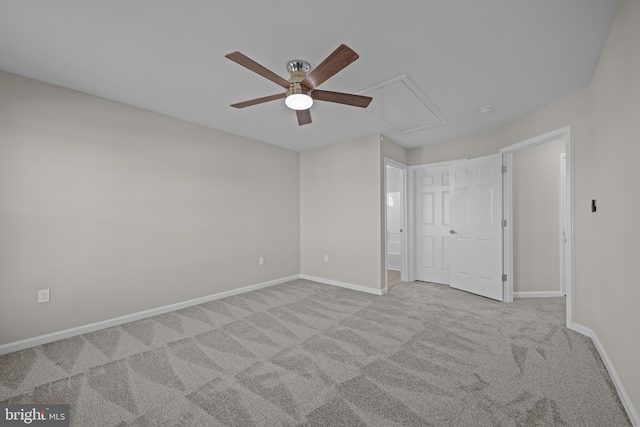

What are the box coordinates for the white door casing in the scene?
[500,125,573,327]
[559,153,567,296]
[449,154,504,301]
[414,165,452,284]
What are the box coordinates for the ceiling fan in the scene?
[225,44,373,126]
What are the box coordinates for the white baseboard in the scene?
[569,322,592,337]
[571,323,639,426]
[299,274,384,296]
[514,291,564,298]
[0,275,299,356]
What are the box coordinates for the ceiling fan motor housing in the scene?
[285,59,313,110]
[287,60,310,74]
[287,60,311,86]
[287,81,311,96]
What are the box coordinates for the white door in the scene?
[449,154,504,301]
[415,165,452,284]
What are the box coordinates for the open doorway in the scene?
[501,126,573,328]
[512,137,565,297]
[384,159,408,291]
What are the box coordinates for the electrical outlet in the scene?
[259,257,264,266]
[324,255,329,263]
[38,289,50,304]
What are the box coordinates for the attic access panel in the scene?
[360,75,446,134]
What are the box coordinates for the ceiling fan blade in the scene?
[296,109,312,126]
[301,44,359,89]
[226,51,291,89]
[230,93,285,108]
[312,90,373,108]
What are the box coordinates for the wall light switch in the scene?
[38,289,50,304]
[259,257,264,266]
[324,255,329,263]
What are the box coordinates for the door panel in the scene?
[456,238,470,275]
[443,236,453,272]
[415,165,450,284]
[477,185,493,225]
[455,188,469,224]
[477,240,493,280]
[422,193,435,224]
[449,154,504,301]
[423,236,435,268]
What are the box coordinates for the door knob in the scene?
[449,230,457,234]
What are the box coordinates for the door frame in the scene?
[384,158,409,290]
[559,153,567,297]
[500,125,573,328]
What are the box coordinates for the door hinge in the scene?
[502,219,507,227]
[502,274,507,282]
[501,165,507,173]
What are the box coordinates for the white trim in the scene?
[0,275,299,356]
[559,153,567,296]
[570,322,592,337]
[503,153,514,302]
[299,274,385,296]
[514,291,564,298]
[384,158,409,288]
[500,125,573,329]
[571,323,640,426]
[499,126,570,153]
[407,167,416,282]
[408,158,468,170]
[566,129,573,330]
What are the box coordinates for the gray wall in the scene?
[513,138,565,293]
[408,0,640,411]
[586,0,640,412]
[299,135,409,292]
[0,71,301,344]
[300,135,383,291]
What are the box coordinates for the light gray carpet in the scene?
[0,279,631,426]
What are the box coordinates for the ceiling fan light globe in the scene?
[285,93,313,110]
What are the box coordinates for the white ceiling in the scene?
[0,1,620,152]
